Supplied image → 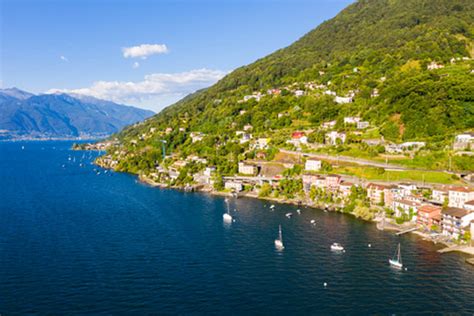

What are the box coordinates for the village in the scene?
[91,122,474,252]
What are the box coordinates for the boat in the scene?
[270,204,275,209]
[274,225,284,250]
[389,243,403,269]
[310,219,316,224]
[223,199,233,223]
[330,243,344,251]
[285,212,293,218]
[296,209,301,215]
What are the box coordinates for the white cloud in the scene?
[122,44,169,59]
[60,55,69,62]
[47,68,227,112]
[132,62,140,69]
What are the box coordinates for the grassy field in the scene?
[333,166,462,185]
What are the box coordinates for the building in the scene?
[442,207,474,239]
[367,183,395,206]
[204,166,216,177]
[392,199,421,220]
[427,61,444,70]
[243,124,253,131]
[448,187,474,208]
[371,89,379,98]
[335,96,353,104]
[357,121,370,129]
[305,159,322,171]
[344,117,360,124]
[464,200,474,212]
[453,133,474,151]
[225,181,243,192]
[432,187,449,204]
[417,204,442,229]
[256,138,270,150]
[325,174,341,189]
[190,132,205,143]
[302,174,326,191]
[238,162,256,175]
[326,131,346,145]
[322,120,336,129]
[294,90,305,97]
[239,133,252,144]
[290,131,308,145]
[339,182,354,197]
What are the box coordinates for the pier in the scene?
[396,226,418,236]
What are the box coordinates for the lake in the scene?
[0,141,473,314]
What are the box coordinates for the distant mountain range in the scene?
[0,88,154,140]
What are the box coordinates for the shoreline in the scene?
[110,163,474,263]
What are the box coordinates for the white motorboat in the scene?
[296,209,301,215]
[274,225,284,250]
[285,212,293,218]
[223,199,233,223]
[330,243,344,251]
[389,243,403,269]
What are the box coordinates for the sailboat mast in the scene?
[279,225,283,241]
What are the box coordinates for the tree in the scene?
[259,183,273,197]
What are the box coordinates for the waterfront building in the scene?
[441,207,474,240]
[448,187,474,208]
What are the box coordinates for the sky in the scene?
[1,0,354,112]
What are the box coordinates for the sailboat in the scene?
[389,243,403,269]
[223,199,233,223]
[274,225,284,250]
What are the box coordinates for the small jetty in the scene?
[396,226,417,236]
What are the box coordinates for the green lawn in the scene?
[333,166,461,185]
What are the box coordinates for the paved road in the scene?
[279,149,438,172]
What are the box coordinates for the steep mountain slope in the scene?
[110,0,473,174]
[0,89,154,139]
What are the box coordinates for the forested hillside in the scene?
[109,0,474,175]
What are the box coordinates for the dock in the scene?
[396,226,418,236]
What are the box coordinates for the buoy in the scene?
[405,268,408,271]
[323,282,327,287]
[368,244,372,248]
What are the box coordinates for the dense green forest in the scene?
[111,0,474,175]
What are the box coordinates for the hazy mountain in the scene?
[0,88,154,140]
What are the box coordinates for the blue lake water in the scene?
[0,141,473,314]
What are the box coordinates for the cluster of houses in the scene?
[366,183,474,240]
[239,80,359,105]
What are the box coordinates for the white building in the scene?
[294,90,305,97]
[204,166,216,177]
[448,187,474,208]
[357,121,369,129]
[190,132,205,143]
[392,199,422,221]
[256,138,270,150]
[305,159,322,171]
[225,181,243,192]
[335,96,353,104]
[344,117,361,124]
[427,61,444,70]
[326,131,346,145]
[442,207,474,239]
[453,133,474,150]
[238,162,256,175]
[322,120,336,129]
[432,187,449,204]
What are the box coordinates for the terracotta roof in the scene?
[418,204,442,214]
[442,207,469,218]
[449,187,474,193]
[464,200,474,206]
[394,199,421,207]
